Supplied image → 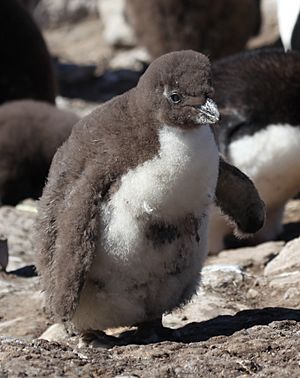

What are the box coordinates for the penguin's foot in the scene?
[120,318,176,344]
[79,330,121,349]
[79,320,177,348]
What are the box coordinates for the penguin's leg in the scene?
[119,318,176,344]
[80,330,122,349]
[136,318,175,341]
[81,321,178,347]
[137,318,173,339]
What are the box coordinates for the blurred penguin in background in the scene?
[0,100,79,205]
[209,48,300,253]
[0,0,56,105]
[125,0,261,60]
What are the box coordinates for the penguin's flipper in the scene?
[37,164,103,321]
[215,157,265,235]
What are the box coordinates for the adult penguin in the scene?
[209,48,300,253]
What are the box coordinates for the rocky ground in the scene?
[0,198,299,377]
[1,5,300,377]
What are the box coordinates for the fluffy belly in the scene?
[72,214,208,331]
[72,125,218,331]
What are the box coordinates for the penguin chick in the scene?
[0,0,56,105]
[209,48,300,253]
[0,100,79,205]
[125,0,261,60]
[36,51,265,342]
[36,50,223,339]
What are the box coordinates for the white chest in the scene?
[101,125,219,259]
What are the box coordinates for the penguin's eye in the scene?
[170,93,182,104]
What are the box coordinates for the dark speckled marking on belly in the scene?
[146,215,202,248]
[146,222,181,248]
[184,215,201,243]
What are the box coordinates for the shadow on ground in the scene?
[280,221,300,242]
[116,307,300,346]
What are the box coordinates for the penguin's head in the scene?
[137,50,219,129]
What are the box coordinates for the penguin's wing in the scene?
[36,158,109,321]
[215,157,265,235]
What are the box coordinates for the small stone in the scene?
[264,237,300,276]
[284,287,300,300]
[247,288,259,299]
[39,323,69,342]
[201,264,244,289]
[268,271,300,289]
[207,241,284,269]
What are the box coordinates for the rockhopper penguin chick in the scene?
[36,50,264,344]
[209,49,300,253]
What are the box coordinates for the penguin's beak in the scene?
[195,98,219,125]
